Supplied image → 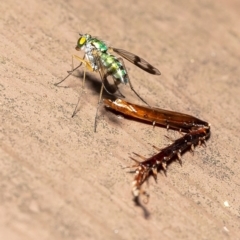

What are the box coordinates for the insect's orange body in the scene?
[104,99,211,203]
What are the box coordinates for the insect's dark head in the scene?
[76,34,91,51]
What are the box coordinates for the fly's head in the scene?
[76,33,91,51]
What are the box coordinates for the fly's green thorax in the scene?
[76,34,108,52]
[90,38,108,52]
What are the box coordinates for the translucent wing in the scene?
[112,48,161,75]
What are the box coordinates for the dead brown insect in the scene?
[104,98,210,204]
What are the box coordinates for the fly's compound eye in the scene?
[79,37,87,45]
[79,36,86,45]
[76,36,86,50]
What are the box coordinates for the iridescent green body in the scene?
[75,34,128,85]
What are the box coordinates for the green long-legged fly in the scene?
[55,33,161,131]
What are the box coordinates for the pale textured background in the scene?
[0,0,240,239]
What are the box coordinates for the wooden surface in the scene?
[0,0,240,239]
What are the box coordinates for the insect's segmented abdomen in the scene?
[100,53,128,84]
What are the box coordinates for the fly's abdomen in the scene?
[100,53,128,85]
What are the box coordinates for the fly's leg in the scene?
[93,52,124,132]
[110,75,125,98]
[71,55,94,118]
[93,54,129,132]
[94,81,104,132]
[118,58,150,106]
[94,79,126,132]
[67,54,85,74]
[101,78,124,97]
[93,55,109,132]
[116,88,125,98]
[54,55,86,87]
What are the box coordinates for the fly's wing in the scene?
[94,53,109,82]
[112,48,161,75]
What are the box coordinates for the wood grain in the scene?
[0,0,240,239]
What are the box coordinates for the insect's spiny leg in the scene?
[178,128,184,136]
[152,167,158,182]
[132,152,147,161]
[190,144,195,155]
[176,150,183,166]
[129,157,141,166]
[199,136,207,147]
[162,161,167,172]
[152,145,161,152]
[164,135,175,143]
[202,139,207,147]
